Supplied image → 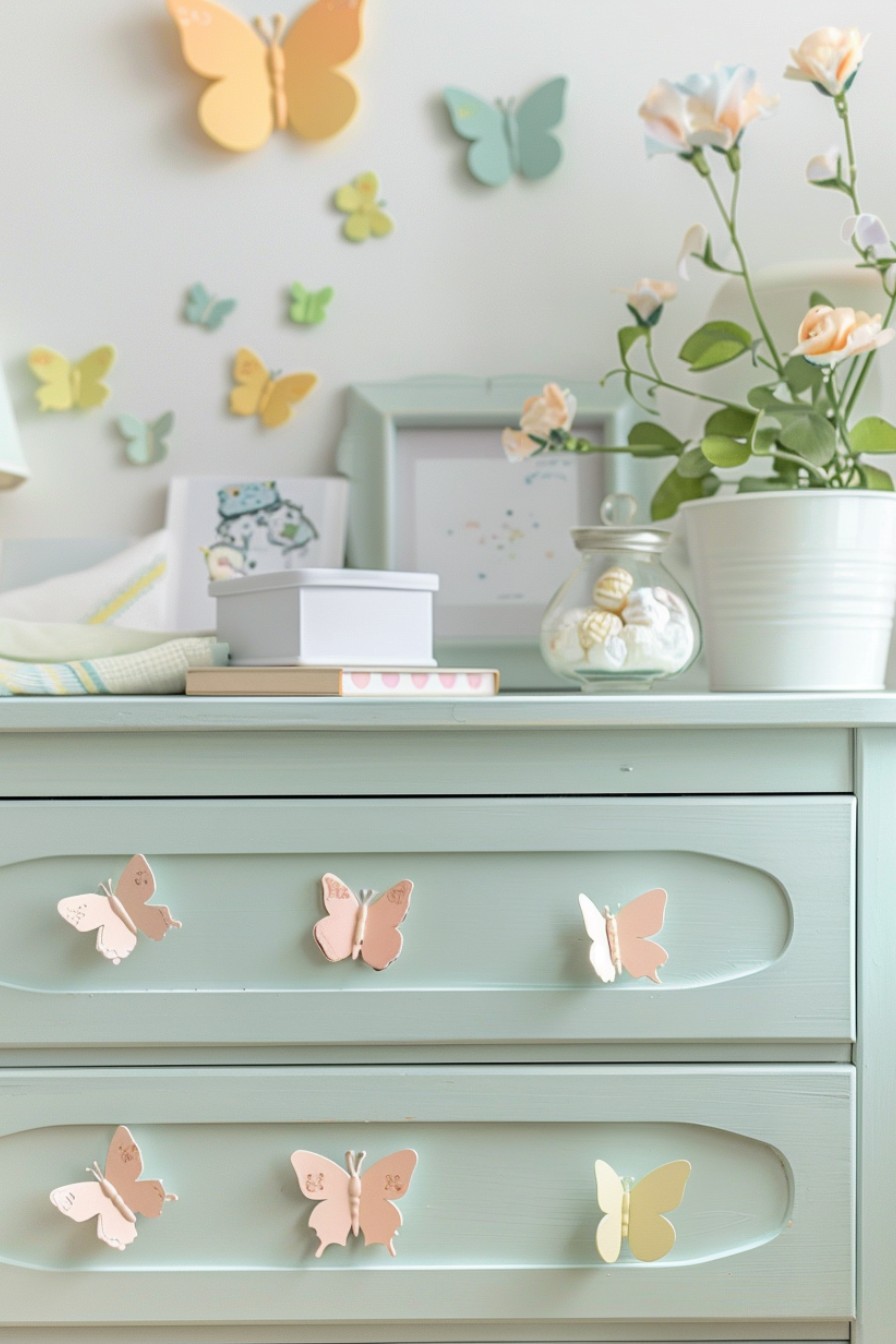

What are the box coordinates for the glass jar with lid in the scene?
[540,494,701,690]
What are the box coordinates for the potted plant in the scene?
[502,28,896,691]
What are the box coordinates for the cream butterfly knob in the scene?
[56,855,182,965]
[595,1158,691,1263]
[578,888,668,983]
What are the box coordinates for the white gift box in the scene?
[210,568,440,667]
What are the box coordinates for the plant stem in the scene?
[605,365,743,410]
[843,288,896,421]
[836,94,861,215]
[823,371,855,485]
[705,165,787,379]
[770,448,831,485]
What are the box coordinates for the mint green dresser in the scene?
[0,692,890,1344]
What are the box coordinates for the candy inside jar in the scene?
[540,494,701,691]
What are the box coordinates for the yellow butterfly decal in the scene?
[595,1159,691,1263]
[167,0,364,153]
[229,348,317,428]
[335,172,394,243]
[27,346,115,412]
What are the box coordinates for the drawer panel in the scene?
[0,798,854,1053]
[0,1066,854,1328]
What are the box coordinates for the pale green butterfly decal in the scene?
[117,411,175,467]
[184,283,237,331]
[289,282,334,326]
[443,77,568,187]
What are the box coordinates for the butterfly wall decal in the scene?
[289,282,334,325]
[594,1159,691,1263]
[291,1148,418,1257]
[578,888,668,983]
[167,0,365,153]
[57,855,182,965]
[27,346,115,412]
[117,411,175,466]
[313,872,412,970]
[442,77,568,187]
[334,172,394,242]
[184,282,237,331]
[228,347,317,428]
[50,1125,178,1250]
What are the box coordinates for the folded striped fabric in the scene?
[0,635,225,696]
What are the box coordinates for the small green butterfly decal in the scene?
[184,283,236,331]
[289,282,334,326]
[117,411,175,466]
[443,77,568,187]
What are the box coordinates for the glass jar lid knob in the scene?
[599,492,638,526]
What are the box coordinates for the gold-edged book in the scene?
[185,666,500,697]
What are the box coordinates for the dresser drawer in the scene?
[0,797,854,1057]
[0,1065,853,1331]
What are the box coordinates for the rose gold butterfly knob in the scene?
[579,888,668,983]
[291,1147,418,1257]
[50,1125,177,1250]
[313,872,412,970]
[57,855,182,965]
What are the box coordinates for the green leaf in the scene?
[618,326,647,364]
[751,424,780,456]
[772,454,801,483]
[679,320,754,371]
[701,473,721,496]
[782,355,823,397]
[809,290,834,308]
[859,463,896,490]
[650,464,707,520]
[747,386,777,410]
[677,446,714,478]
[703,406,756,438]
[778,412,837,465]
[627,422,683,451]
[850,416,896,455]
[736,476,790,493]
[701,434,751,468]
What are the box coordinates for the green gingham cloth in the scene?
[0,620,225,696]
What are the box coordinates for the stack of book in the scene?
[185,666,500,697]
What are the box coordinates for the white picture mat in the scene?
[165,476,349,631]
[393,425,606,639]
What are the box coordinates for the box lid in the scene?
[209,567,439,597]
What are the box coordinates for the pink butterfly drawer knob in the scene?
[578,887,668,983]
[594,1158,691,1263]
[291,1148,418,1257]
[50,1125,177,1251]
[313,872,413,970]
[57,855,182,965]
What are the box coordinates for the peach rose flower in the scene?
[502,384,577,461]
[785,27,868,97]
[619,277,677,323]
[638,79,692,157]
[791,305,895,367]
[682,65,778,152]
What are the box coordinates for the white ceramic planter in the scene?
[680,491,896,691]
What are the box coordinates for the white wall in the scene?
[0,0,892,538]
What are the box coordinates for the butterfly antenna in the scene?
[272,13,286,43]
[252,15,271,43]
[87,1161,103,1181]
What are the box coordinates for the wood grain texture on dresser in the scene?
[0,1066,853,1330]
[0,796,854,1056]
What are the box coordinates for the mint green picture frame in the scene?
[336,376,636,689]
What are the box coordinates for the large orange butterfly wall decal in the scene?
[167,0,365,153]
[50,1126,178,1251]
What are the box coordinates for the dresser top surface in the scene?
[3,690,896,731]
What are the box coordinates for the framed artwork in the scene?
[164,475,349,630]
[336,377,636,688]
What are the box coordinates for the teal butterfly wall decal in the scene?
[443,77,568,187]
[184,283,237,331]
[117,411,175,466]
[289,282,334,326]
